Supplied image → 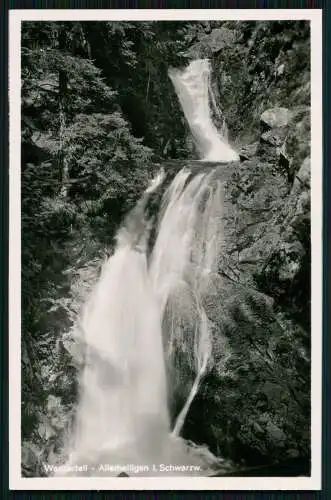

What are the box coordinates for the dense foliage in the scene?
[21,20,311,476]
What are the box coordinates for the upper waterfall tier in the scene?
[169,59,239,163]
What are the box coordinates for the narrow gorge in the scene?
[21,20,311,477]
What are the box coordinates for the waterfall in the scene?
[61,173,170,469]
[57,59,237,477]
[168,59,239,162]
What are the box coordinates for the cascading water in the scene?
[168,59,239,162]
[57,59,238,477]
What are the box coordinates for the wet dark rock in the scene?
[292,156,310,195]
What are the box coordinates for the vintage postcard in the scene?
[8,8,323,491]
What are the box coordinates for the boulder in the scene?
[260,107,293,131]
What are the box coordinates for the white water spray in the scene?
[62,173,170,469]
[169,59,239,162]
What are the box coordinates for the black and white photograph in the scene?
[9,9,323,491]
